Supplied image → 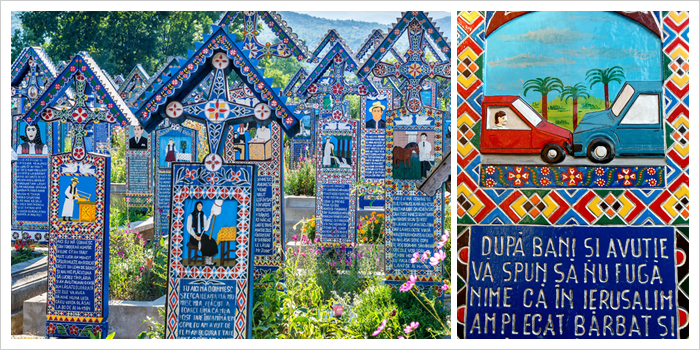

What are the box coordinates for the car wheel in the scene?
[541,143,566,164]
[587,138,615,164]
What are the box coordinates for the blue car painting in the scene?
[571,81,665,163]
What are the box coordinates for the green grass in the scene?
[393,158,422,180]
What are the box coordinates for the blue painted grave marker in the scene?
[465,225,678,339]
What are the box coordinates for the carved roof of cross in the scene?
[356,12,451,113]
[119,64,151,102]
[282,67,309,99]
[131,26,301,150]
[24,52,137,160]
[11,46,57,87]
[215,11,308,61]
[297,34,379,120]
[129,56,185,110]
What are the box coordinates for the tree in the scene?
[585,66,625,109]
[560,83,590,129]
[523,77,563,120]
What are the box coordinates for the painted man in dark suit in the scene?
[129,124,148,149]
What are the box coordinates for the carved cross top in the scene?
[371,19,450,113]
[40,72,118,160]
[307,54,369,120]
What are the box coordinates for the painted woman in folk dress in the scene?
[165,138,177,163]
[186,201,219,266]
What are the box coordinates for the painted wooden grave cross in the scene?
[23,52,135,339]
[357,11,450,293]
[131,25,301,338]
[11,47,60,243]
[298,31,379,247]
[216,11,308,61]
[357,12,451,114]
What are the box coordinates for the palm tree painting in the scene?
[522,77,563,120]
[585,66,625,109]
[560,83,589,129]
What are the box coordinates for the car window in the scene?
[612,84,635,117]
[620,94,660,125]
[486,106,531,130]
[512,98,543,127]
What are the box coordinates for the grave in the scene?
[131,24,301,338]
[297,30,379,246]
[152,122,199,238]
[359,88,393,209]
[24,51,136,338]
[125,123,153,210]
[11,47,59,243]
[356,11,450,293]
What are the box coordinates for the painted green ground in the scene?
[393,157,422,180]
[531,96,606,132]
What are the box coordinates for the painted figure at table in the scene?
[322,136,336,167]
[165,138,178,163]
[365,101,386,129]
[61,178,79,221]
[187,201,219,266]
[419,133,434,178]
[17,124,48,155]
[493,111,508,129]
[129,124,148,150]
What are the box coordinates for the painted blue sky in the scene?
[484,12,662,104]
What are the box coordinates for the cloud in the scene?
[555,45,657,60]
[488,53,576,68]
[498,28,599,45]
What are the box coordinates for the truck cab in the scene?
[481,96,573,164]
[572,81,664,163]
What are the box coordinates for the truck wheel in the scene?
[587,138,615,164]
[541,143,566,164]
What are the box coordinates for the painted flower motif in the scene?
[408,63,423,78]
[184,169,197,180]
[69,325,79,335]
[595,178,606,187]
[507,167,530,186]
[539,177,551,186]
[595,167,606,176]
[91,325,101,335]
[46,324,56,334]
[485,178,496,187]
[485,166,496,175]
[71,107,88,123]
[229,170,242,182]
[540,167,551,175]
[72,147,85,159]
[206,173,219,185]
[332,83,344,95]
[617,168,637,186]
[562,168,583,186]
[648,179,657,186]
[647,168,656,176]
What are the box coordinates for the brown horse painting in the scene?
[393,144,419,169]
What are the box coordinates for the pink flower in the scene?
[399,275,417,292]
[372,319,387,336]
[441,284,449,291]
[398,336,405,339]
[292,235,298,241]
[330,261,336,267]
[421,250,430,262]
[437,232,449,249]
[429,250,446,266]
[410,252,420,263]
[404,321,420,334]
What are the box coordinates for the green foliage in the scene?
[110,126,126,183]
[138,307,166,339]
[284,152,316,196]
[345,95,361,120]
[391,289,448,338]
[258,56,303,88]
[12,11,220,76]
[11,250,43,265]
[109,228,168,301]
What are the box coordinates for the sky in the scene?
[294,11,450,25]
[484,11,662,104]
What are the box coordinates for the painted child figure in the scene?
[62,178,79,221]
[186,201,219,266]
